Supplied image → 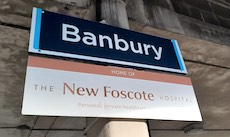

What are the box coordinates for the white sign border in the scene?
[29,7,187,74]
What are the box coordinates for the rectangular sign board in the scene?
[29,7,187,74]
[22,56,201,121]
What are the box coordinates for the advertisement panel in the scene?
[22,56,201,121]
[29,8,187,74]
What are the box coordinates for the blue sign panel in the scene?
[29,8,187,74]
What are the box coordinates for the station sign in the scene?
[29,8,187,74]
[22,56,201,121]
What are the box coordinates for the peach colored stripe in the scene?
[27,56,192,85]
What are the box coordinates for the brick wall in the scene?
[171,0,230,29]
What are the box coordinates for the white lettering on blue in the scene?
[62,23,163,60]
